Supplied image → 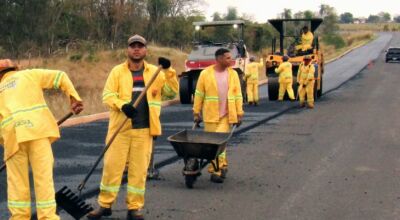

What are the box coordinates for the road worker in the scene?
[87,34,178,220]
[245,56,264,106]
[0,59,83,220]
[295,26,314,53]
[192,48,244,183]
[297,55,316,108]
[275,55,295,101]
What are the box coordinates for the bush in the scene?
[323,34,346,49]
[69,53,83,62]
[383,25,390,32]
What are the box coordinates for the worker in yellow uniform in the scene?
[245,56,264,106]
[297,55,316,108]
[193,48,244,183]
[87,35,178,220]
[0,59,83,220]
[275,55,295,101]
[295,26,314,52]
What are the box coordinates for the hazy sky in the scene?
[203,0,399,22]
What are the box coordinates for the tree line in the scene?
[0,1,375,59]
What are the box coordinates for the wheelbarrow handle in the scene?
[77,66,163,192]
[0,111,74,173]
[227,124,237,141]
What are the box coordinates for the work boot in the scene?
[87,207,112,219]
[307,105,314,109]
[248,102,253,106]
[127,209,144,220]
[254,102,258,106]
[220,168,228,179]
[299,103,306,108]
[210,173,224,183]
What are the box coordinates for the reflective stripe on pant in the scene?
[278,82,295,100]
[98,128,152,210]
[6,138,59,220]
[298,83,315,107]
[205,116,230,176]
[246,82,259,102]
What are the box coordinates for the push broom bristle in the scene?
[56,186,93,219]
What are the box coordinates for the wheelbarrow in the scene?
[167,123,236,188]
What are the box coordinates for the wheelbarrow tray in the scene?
[168,129,230,160]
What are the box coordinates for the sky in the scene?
[203,0,399,22]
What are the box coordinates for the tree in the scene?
[378,12,391,22]
[367,15,380,23]
[395,15,400,23]
[281,8,292,19]
[225,7,238,20]
[212,12,222,21]
[340,12,354,24]
[319,4,339,35]
[303,10,314,19]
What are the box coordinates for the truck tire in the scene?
[179,76,192,104]
[317,76,323,98]
[268,78,279,101]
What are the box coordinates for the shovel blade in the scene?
[55,186,93,219]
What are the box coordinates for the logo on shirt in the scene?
[0,79,17,93]
[15,119,34,128]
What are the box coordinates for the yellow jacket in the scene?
[297,63,315,86]
[193,65,244,123]
[0,69,81,159]
[301,32,314,51]
[102,61,178,138]
[275,61,293,83]
[245,58,264,83]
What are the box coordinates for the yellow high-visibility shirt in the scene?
[245,58,264,83]
[275,61,293,83]
[301,32,314,50]
[0,69,82,159]
[297,63,315,86]
[193,65,244,123]
[102,61,178,138]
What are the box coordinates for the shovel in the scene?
[56,66,163,219]
[0,112,74,173]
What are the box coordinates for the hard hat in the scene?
[303,55,312,60]
[0,59,18,72]
[282,55,289,62]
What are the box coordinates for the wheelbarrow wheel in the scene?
[185,175,197,189]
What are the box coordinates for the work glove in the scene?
[70,96,84,115]
[158,57,171,69]
[121,103,138,119]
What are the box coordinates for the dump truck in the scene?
[179,20,249,104]
[265,18,324,100]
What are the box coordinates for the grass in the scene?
[339,23,400,32]
[17,45,188,118]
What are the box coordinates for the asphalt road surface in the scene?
[0,32,396,219]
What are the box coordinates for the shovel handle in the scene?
[0,111,74,173]
[77,66,163,192]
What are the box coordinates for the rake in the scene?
[0,112,74,173]
[56,66,163,219]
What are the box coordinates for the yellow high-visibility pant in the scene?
[295,44,312,51]
[246,82,259,103]
[205,116,230,176]
[6,138,59,220]
[98,128,152,210]
[298,83,315,107]
[278,82,295,100]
